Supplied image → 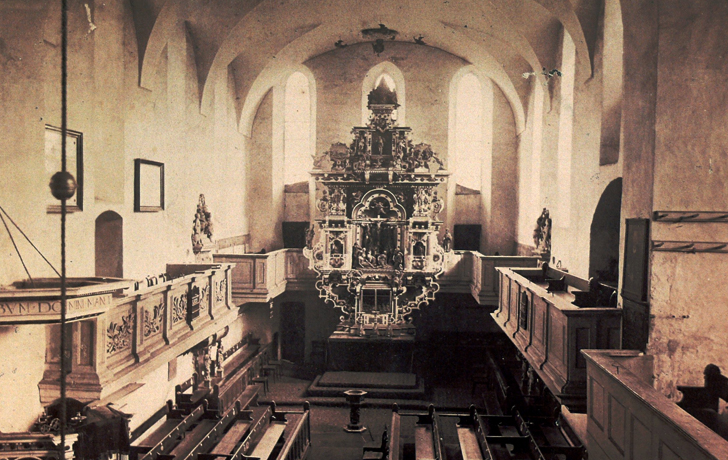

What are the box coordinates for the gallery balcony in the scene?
[214,248,539,307]
[583,349,728,460]
[0,263,236,404]
[493,266,622,411]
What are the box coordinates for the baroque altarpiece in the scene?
[304,83,449,337]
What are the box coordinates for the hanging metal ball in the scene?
[49,171,77,201]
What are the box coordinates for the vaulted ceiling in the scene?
[128,0,609,134]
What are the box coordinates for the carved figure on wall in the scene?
[192,194,213,253]
[533,208,552,253]
[442,229,453,252]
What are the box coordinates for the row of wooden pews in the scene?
[131,400,310,460]
[131,339,293,460]
[374,403,585,460]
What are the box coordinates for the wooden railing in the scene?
[493,267,622,411]
[583,350,728,460]
[215,248,538,307]
[37,263,235,405]
[277,404,311,460]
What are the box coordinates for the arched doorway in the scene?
[95,211,123,278]
[589,178,622,283]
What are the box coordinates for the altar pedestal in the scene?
[326,332,415,373]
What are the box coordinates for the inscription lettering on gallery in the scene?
[0,294,112,317]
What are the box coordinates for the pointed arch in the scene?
[361,61,406,125]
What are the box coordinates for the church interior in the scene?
[1,0,728,459]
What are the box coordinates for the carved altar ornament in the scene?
[327,142,352,171]
[192,194,213,254]
[413,187,433,216]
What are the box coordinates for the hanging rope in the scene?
[59,0,69,455]
[0,212,34,286]
[0,205,61,277]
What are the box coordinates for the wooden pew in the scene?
[274,402,311,460]
[176,373,210,414]
[224,402,311,460]
[159,403,238,460]
[198,407,257,460]
[453,406,488,460]
[677,364,728,440]
[133,401,209,460]
[413,405,443,460]
[363,403,400,460]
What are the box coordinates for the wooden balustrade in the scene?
[583,350,728,460]
[493,267,621,411]
[215,248,538,306]
[33,263,235,405]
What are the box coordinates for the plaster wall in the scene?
[0,1,247,286]
[517,24,622,279]
[0,1,246,428]
[0,326,46,432]
[647,0,728,397]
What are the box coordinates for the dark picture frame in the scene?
[134,159,165,212]
[621,218,650,303]
[45,125,83,213]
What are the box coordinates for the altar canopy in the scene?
[305,82,449,336]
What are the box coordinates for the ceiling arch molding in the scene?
[236,18,527,137]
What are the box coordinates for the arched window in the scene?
[361,62,406,125]
[454,72,485,190]
[284,71,312,185]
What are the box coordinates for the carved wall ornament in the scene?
[171,291,188,324]
[143,302,165,338]
[215,278,228,304]
[533,208,552,255]
[192,194,213,254]
[107,311,135,355]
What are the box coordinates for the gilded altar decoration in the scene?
[192,194,213,254]
[304,81,449,337]
[107,311,135,355]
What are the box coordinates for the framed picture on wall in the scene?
[622,218,650,303]
[45,125,83,212]
[134,159,165,212]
